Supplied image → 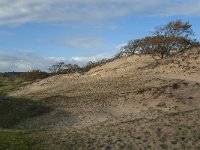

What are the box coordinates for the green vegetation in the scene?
[0,70,49,94]
[20,70,49,81]
[0,77,24,94]
[0,95,52,150]
[0,130,30,150]
[0,96,52,128]
[0,129,47,150]
[0,76,52,149]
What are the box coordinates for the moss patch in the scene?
[0,130,45,150]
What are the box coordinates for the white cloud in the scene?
[0,0,200,26]
[14,63,32,71]
[0,51,113,72]
[0,51,52,72]
[57,37,103,49]
[47,57,66,62]
[71,53,112,66]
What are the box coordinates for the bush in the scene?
[117,20,199,59]
[21,70,49,81]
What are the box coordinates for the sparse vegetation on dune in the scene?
[47,20,199,76]
[0,77,24,94]
[0,95,52,150]
[0,77,52,149]
[0,20,200,149]
[3,46,199,149]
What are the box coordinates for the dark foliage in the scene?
[20,70,49,81]
[49,62,81,74]
[48,57,116,75]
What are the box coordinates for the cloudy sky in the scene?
[0,0,200,72]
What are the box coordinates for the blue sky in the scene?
[0,0,200,72]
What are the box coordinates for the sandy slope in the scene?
[9,47,200,149]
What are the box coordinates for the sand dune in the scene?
[9,47,200,149]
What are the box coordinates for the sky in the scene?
[0,0,200,72]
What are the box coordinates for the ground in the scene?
[1,47,200,149]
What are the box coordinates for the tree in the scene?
[151,20,195,58]
[82,61,96,72]
[153,20,194,38]
[136,35,193,59]
[49,62,82,74]
[120,20,197,59]
[49,62,65,74]
[114,42,136,58]
[63,64,81,74]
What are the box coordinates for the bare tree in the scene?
[153,20,194,38]
[49,62,65,74]
[63,64,81,74]
[49,62,82,74]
